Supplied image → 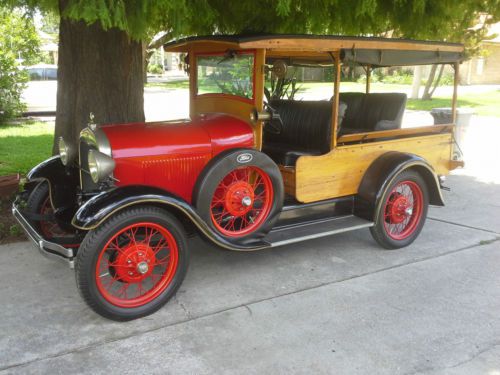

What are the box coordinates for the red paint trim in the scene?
[95,222,179,308]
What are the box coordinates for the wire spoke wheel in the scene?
[383,180,423,240]
[39,197,66,238]
[95,222,179,308]
[210,166,273,237]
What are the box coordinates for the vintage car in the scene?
[13,34,465,320]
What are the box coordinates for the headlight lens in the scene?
[87,149,115,183]
[58,137,71,166]
[88,149,99,183]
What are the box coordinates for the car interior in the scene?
[262,93,408,167]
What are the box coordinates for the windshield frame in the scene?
[194,50,257,104]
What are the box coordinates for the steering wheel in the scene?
[262,102,283,135]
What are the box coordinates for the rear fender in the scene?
[72,185,268,251]
[355,151,444,221]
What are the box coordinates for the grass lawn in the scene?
[145,80,190,89]
[406,91,500,117]
[0,121,54,176]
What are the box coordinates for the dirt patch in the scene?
[0,194,27,245]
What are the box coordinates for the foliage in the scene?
[147,63,163,75]
[6,0,500,42]
[0,7,40,120]
[198,53,254,98]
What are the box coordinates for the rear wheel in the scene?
[75,206,189,321]
[370,170,429,249]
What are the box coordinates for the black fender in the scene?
[354,151,444,221]
[23,156,80,221]
[71,185,269,251]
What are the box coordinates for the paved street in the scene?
[1,163,500,373]
[2,93,500,373]
[1,173,499,374]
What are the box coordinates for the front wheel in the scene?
[75,206,189,321]
[370,170,429,249]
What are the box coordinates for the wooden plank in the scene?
[294,133,453,203]
[240,38,464,53]
[167,37,464,54]
[331,52,341,149]
[337,124,454,144]
[279,166,296,196]
[452,63,459,124]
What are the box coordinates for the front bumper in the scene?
[12,202,76,268]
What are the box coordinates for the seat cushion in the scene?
[263,100,346,166]
[266,100,333,153]
[339,92,407,134]
[262,143,322,166]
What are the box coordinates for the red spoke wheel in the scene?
[194,149,284,242]
[210,166,273,237]
[383,180,423,240]
[76,207,189,321]
[370,171,429,249]
[96,222,179,308]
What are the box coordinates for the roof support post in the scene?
[330,50,341,149]
[365,64,371,94]
[452,62,459,124]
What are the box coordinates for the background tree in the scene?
[4,0,500,150]
[0,6,40,120]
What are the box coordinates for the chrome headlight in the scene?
[88,149,115,183]
[58,137,75,166]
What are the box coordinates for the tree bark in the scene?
[411,66,423,99]
[422,65,437,100]
[54,6,144,154]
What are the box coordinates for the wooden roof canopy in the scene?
[164,34,465,67]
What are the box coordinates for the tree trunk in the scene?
[422,65,437,100]
[53,7,144,154]
[411,66,423,99]
[428,64,445,99]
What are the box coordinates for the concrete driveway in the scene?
[1,120,500,374]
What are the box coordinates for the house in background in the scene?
[460,21,500,85]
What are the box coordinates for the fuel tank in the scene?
[99,114,254,203]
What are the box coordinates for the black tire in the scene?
[194,148,284,243]
[370,170,429,249]
[75,206,189,321]
[26,181,65,239]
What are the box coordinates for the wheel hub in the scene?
[388,194,411,224]
[114,243,155,283]
[224,181,255,216]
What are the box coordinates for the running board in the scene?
[264,215,374,248]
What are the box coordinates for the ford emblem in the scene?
[237,153,253,163]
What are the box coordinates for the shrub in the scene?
[148,63,163,75]
[0,7,40,121]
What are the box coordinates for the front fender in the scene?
[25,156,79,210]
[355,151,444,221]
[72,185,269,251]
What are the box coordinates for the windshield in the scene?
[196,52,255,100]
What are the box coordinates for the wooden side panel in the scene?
[294,133,453,203]
[279,166,296,196]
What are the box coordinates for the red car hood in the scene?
[100,114,254,159]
